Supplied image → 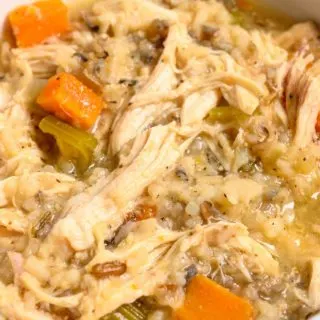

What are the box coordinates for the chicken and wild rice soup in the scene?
[1,0,320,319]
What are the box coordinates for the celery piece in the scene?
[101,302,148,320]
[207,106,248,124]
[39,115,97,173]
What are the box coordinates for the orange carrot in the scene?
[37,73,104,129]
[173,275,253,320]
[316,113,320,133]
[9,0,70,48]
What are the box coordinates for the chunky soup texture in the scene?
[1,0,320,319]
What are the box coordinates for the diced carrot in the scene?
[37,73,104,129]
[316,113,320,133]
[9,0,70,48]
[173,275,253,320]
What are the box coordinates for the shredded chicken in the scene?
[309,258,320,309]
[110,23,182,154]
[181,90,220,125]
[282,48,320,147]
[276,22,319,51]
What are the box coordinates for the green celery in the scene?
[207,106,248,124]
[101,302,148,320]
[39,115,97,173]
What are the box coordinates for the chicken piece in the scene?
[0,83,11,112]
[0,103,43,178]
[226,236,279,276]
[276,22,319,51]
[222,85,259,115]
[118,130,149,167]
[181,90,220,125]
[110,24,186,154]
[49,124,183,251]
[294,77,320,146]
[220,177,263,205]
[0,209,28,234]
[282,48,320,147]
[0,102,38,158]
[7,251,24,285]
[309,258,320,309]
[20,272,83,308]
[110,100,172,155]
[176,36,267,116]
[12,44,77,79]
[106,126,181,207]
[251,31,287,67]
[130,70,267,111]
[283,49,314,128]
[0,281,53,320]
[53,196,118,252]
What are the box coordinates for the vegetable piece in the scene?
[32,211,57,239]
[9,0,69,48]
[316,113,320,133]
[207,106,248,124]
[39,115,97,173]
[101,301,148,320]
[37,73,104,130]
[173,275,253,320]
[91,261,127,279]
[126,204,157,222]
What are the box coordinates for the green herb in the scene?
[101,301,149,320]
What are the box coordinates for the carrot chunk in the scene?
[37,73,104,129]
[316,113,320,133]
[9,0,70,48]
[173,275,253,320]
